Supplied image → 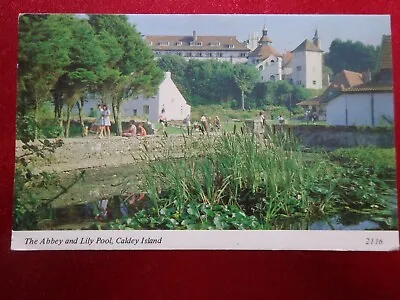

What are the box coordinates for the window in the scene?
[217,52,223,57]
[270,60,275,64]
[228,44,235,49]
[258,65,263,71]
[296,80,302,85]
[261,76,264,80]
[209,41,221,46]
[148,41,153,46]
[133,109,137,116]
[296,66,302,71]
[176,41,183,46]
[270,75,276,81]
[177,52,182,56]
[240,52,247,57]
[158,41,170,46]
[208,53,213,57]
[313,80,316,85]
[198,52,203,57]
[196,42,202,46]
[143,105,150,115]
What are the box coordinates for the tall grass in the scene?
[140,129,339,228]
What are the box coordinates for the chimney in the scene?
[165,71,171,79]
[362,70,372,83]
[193,30,197,41]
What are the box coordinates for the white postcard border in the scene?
[11,230,399,251]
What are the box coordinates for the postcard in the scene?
[12,14,398,251]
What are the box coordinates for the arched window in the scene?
[270,60,275,64]
[270,75,276,81]
[258,65,264,71]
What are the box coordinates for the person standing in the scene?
[102,105,111,137]
[184,114,191,135]
[200,115,208,134]
[214,116,221,131]
[259,111,265,127]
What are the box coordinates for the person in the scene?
[259,111,265,127]
[193,121,199,132]
[311,112,317,124]
[184,114,191,135]
[100,105,111,137]
[200,115,208,133]
[137,123,147,137]
[90,105,103,135]
[214,116,221,131]
[278,115,285,124]
[159,108,167,130]
[122,120,137,137]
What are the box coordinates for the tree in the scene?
[324,39,380,75]
[89,15,164,135]
[233,63,259,110]
[18,14,73,139]
[52,17,107,137]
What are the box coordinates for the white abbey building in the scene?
[145,31,250,64]
[247,26,282,82]
[247,27,323,89]
[288,30,324,89]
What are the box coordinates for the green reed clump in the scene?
[138,131,342,229]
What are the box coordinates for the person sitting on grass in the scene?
[122,120,137,137]
[137,123,147,137]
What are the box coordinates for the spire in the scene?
[259,24,272,46]
[312,29,321,49]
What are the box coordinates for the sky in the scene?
[127,14,391,52]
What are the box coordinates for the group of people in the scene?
[90,104,111,138]
[196,115,220,133]
[89,104,147,138]
[259,111,285,126]
[121,120,147,137]
[305,109,318,124]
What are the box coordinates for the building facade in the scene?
[289,31,324,89]
[145,31,250,64]
[325,35,393,126]
[247,26,282,82]
[121,72,191,123]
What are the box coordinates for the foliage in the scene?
[329,147,396,179]
[324,39,380,75]
[88,15,164,136]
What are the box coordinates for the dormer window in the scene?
[228,44,235,49]
[158,41,170,46]
[196,42,202,46]
[209,41,221,46]
[176,41,183,46]
[148,41,153,45]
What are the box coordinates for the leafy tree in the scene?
[89,15,164,135]
[233,63,259,110]
[52,16,107,137]
[18,14,73,139]
[324,39,380,75]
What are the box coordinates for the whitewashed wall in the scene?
[258,56,282,82]
[305,51,323,89]
[290,51,307,87]
[326,92,394,126]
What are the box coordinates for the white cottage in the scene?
[326,35,393,126]
[121,71,191,123]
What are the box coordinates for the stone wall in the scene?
[243,120,394,149]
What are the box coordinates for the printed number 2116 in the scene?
[366,238,383,245]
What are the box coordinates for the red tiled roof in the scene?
[377,35,392,70]
[145,35,250,51]
[248,45,282,59]
[282,51,292,67]
[344,84,393,93]
[292,39,323,53]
